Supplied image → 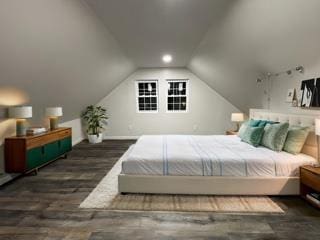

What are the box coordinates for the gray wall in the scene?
[0,0,135,173]
[188,0,320,114]
[0,0,135,123]
[264,60,320,114]
[98,68,240,136]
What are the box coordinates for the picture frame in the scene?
[300,78,320,108]
[286,88,295,102]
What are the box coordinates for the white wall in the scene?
[0,0,135,122]
[262,59,320,115]
[0,0,135,174]
[98,68,240,137]
[189,0,320,114]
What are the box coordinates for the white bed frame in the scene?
[118,109,318,195]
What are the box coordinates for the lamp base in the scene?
[49,117,59,130]
[233,123,240,132]
[16,119,27,137]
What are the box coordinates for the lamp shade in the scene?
[9,106,32,119]
[45,107,63,117]
[315,118,320,136]
[231,113,244,122]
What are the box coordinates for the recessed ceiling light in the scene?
[162,54,172,63]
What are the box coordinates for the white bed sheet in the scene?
[121,135,316,177]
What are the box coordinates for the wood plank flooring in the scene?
[0,140,320,240]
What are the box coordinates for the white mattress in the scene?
[121,135,317,177]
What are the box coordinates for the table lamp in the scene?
[46,107,63,130]
[8,106,33,137]
[231,113,244,131]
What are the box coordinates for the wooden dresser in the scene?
[5,127,72,173]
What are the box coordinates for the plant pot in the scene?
[88,133,103,144]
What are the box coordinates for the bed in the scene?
[118,109,319,195]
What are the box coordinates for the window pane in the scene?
[137,81,158,112]
[181,97,186,106]
[167,81,188,112]
[139,104,144,111]
[151,104,157,110]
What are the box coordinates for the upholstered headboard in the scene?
[249,109,319,159]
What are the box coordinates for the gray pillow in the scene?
[261,122,289,151]
[283,126,309,154]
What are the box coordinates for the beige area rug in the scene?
[80,147,284,213]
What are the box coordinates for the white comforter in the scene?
[121,135,316,177]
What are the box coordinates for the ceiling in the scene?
[85,0,235,68]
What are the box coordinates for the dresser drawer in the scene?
[26,129,71,149]
[60,137,72,154]
[27,147,43,170]
[57,129,71,139]
[301,168,320,192]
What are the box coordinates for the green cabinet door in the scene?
[43,141,60,163]
[26,147,43,170]
[60,137,72,154]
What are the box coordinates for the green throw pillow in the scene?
[238,121,249,138]
[240,126,264,147]
[238,119,261,139]
[283,126,309,154]
[248,119,261,127]
[258,120,277,127]
[261,122,289,151]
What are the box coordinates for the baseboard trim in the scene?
[103,136,139,140]
[72,137,84,146]
[0,173,20,186]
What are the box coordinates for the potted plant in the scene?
[81,105,108,144]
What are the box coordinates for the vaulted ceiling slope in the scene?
[2,0,320,120]
[85,0,235,68]
[189,0,320,112]
[0,0,135,122]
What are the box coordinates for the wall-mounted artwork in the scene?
[286,88,295,102]
[300,78,320,108]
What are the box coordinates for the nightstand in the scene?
[300,165,320,209]
[226,130,238,135]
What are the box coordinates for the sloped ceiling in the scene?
[84,0,235,68]
[2,0,320,119]
[0,0,136,123]
[188,0,320,112]
[85,0,320,112]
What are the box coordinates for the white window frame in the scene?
[166,79,189,113]
[135,80,159,113]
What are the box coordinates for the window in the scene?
[136,80,158,112]
[167,79,188,112]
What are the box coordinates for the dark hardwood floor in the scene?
[0,140,320,240]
